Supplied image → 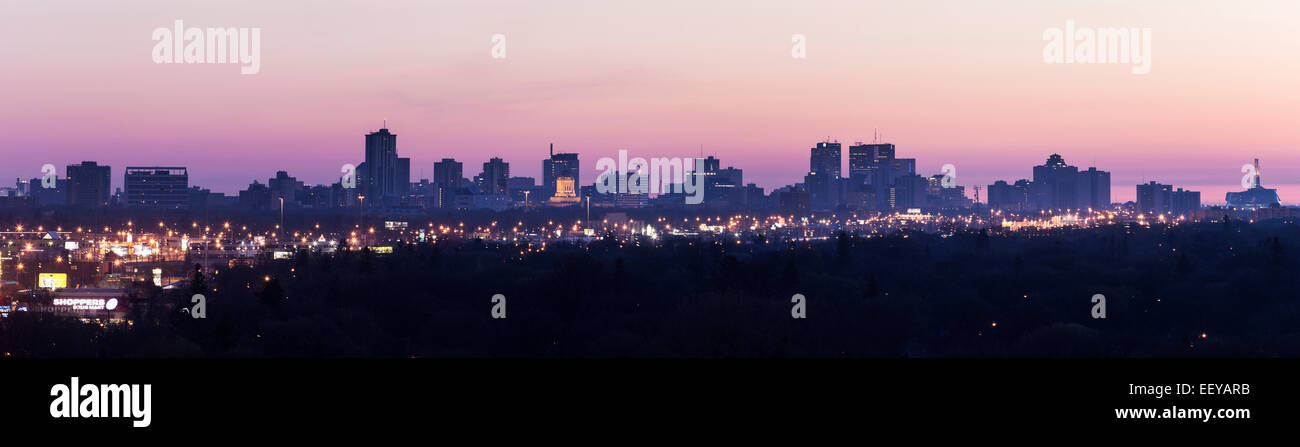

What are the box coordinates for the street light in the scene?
[279,197,285,237]
[357,194,366,228]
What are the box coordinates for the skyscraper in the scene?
[809,142,842,210]
[848,143,894,182]
[810,142,841,179]
[361,127,409,200]
[66,161,111,208]
[543,144,580,200]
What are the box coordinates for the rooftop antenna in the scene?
[874,129,878,143]
[550,143,553,157]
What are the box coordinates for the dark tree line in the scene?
[4,219,1300,357]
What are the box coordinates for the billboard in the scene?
[38,273,68,290]
[372,246,394,254]
[51,297,119,311]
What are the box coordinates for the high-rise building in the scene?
[707,166,743,208]
[1171,188,1201,215]
[809,142,842,209]
[543,144,580,200]
[1077,167,1111,210]
[848,143,894,182]
[1032,154,1080,210]
[432,158,463,209]
[124,167,189,209]
[361,127,408,200]
[397,157,411,195]
[1136,181,1173,215]
[889,174,928,210]
[480,158,510,195]
[66,161,111,208]
[810,142,841,179]
[267,171,305,205]
[433,158,463,188]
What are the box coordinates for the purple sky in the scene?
[2,0,1298,203]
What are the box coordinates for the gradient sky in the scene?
[2,0,1298,203]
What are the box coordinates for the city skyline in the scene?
[0,129,1287,207]
[3,1,1298,203]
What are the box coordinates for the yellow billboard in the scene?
[38,273,68,290]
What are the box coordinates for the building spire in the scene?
[1255,158,1262,188]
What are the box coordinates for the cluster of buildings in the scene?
[985,155,1287,218]
[986,154,1112,212]
[0,128,972,214]
[0,125,1288,217]
[783,141,969,214]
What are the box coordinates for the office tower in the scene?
[810,142,841,178]
[543,144,580,199]
[679,156,722,203]
[808,142,842,210]
[1032,154,1080,210]
[1136,181,1173,215]
[707,166,743,208]
[889,174,928,210]
[848,144,873,181]
[848,143,895,182]
[362,127,407,199]
[1077,167,1111,210]
[66,161,111,207]
[480,157,510,195]
[124,167,189,209]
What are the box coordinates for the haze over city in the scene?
[2,0,1298,203]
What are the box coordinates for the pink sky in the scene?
[2,0,1298,203]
